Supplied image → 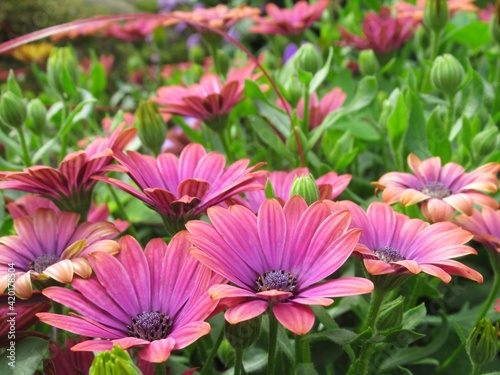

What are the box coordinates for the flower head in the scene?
[339,7,416,54]
[394,0,478,23]
[153,65,260,130]
[105,19,172,42]
[186,196,374,335]
[0,208,120,299]
[0,125,136,217]
[94,143,266,235]
[455,207,500,254]
[331,201,483,284]
[38,234,221,363]
[249,0,330,36]
[373,153,500,222]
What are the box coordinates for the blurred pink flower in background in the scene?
[80,54,115,75]
[394,0,479,22]
[373,153,500,222]
[455,207,500,253]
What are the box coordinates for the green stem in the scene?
[234,348,244,375]
[446,94,455,137]
[58,100,68,162]
[295,334,311,367]
[16,127,31,167]
[267,309,279,375]
[491,58,500,115]
[405,273,425,310]
[420,29,441,92]
[302,84,310,134]
[209,44,221,77]
[153,362,165,375]
[470,363,481,375]
[435,252,500,374]
[199,326,225,375]
[105,185,139,239]
[218,127,234,160]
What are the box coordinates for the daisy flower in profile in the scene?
[186,196,374,335]
[455,207,500,254]
[244,167,351,212]
[37,234,221,363]
[249,0,330,36]
[394,0,478,22]
[0,208,120,299]
[94,143,266,235]
[0,124,136,219]
[373,153,500,223]
[331,201,483,284]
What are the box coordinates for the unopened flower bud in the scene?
[423,0,449,33]
[466,319,499,366]
[358,49,380,76]
[47,47,80,97]
[189,46,205,65]
[285,81,303,108]
[295,43,323,75]
[135,100,167,155]
[472,127,499,157]
[225,315,262,350]
[27,98,47,135]
[89,345,142,375]
[430,54,465,97]
[0,91,27,128]
[290,174,320,205]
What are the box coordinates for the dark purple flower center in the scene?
[374,246,406,263]
[127,310,173,342]
[420,181,451,199]
[30,254,60,273]
[255,270,298,293]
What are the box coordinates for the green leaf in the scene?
[248,115,294,162]
[0,337,49,375]
[405,90,427,154]
[309,47,333,93]
[444,20,492,49]
[89,61,107,97]
[311,306,338,330]
[402,303,427,331]
[452,320,468,346]
[304,328,358,345]
[296,363,319,375]
[387,92,408,153]
[383,329,426,348]
[277,324,294,361]
[331,119,380,141]
[253,99,291,138]
[397,366,414,375]
[426,108,451,163]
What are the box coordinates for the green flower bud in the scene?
[289,174,320,205]
[466,319,499,366]
[27,98,47,135]
[430,54,465,97]
[225,315,262,350]
[285,81,303,108]
[376,296,404,331]
[265,178,277,199]
[358,49,380,76]
[472,127,499,158]
[423,0,449,33]
[135,100,167,155]
[286,126,307,155]
[295,43,323,75]
[47,47,80,97]
[189,46,205,65]
[0,91,27,128]
[90,345,142,375]
[6,70,23,98]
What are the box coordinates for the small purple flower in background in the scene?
[38,233,222,363]
[186,196,374,335]
[283,43,299,63]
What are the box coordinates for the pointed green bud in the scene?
[6,70,23,97]
[265,178,277,199]
[47,47,80,97]
[430,54,465,97]
[0,91,27,128]
[295,43,323,75]
[90,345,142,375]
[472,126,499,158]
[26,98,47,135]
[135,100,167,156]
[285,81,303,108]
[376,296,404,331]
[423,0,449,33]
[358,49,380,76]
[225,315,262,350]
[189,46,205,65]
[290,174,320,205]
[467,319,499,366]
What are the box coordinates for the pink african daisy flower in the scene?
[455,207,500,254]
[105,19,176,42]
[0,124,137,219]
[153,65,260,131]
[331,201,483,284]
[244,167,351,212]
[393,0,479,22]
[277,87,347,129]
[339,7,416,54]
[185,196,374,335]
[249,0,330,36]
[37,234,221,363]
[93,143,266,235]
[0,208,120,299]
[373,153,500,222]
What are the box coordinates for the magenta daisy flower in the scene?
[37,234,221,363]
[94,143,266,235]
[185,196,374,335]
[0,125,137,218]
[455,207,500,254]
[244,167,351,212]
[331,200,483,284]
[0,208,120,299]
[373,153,500,223]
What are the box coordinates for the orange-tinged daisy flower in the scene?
[10,43,53,65]
[373,153,500,222]
[394,0,479,22]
